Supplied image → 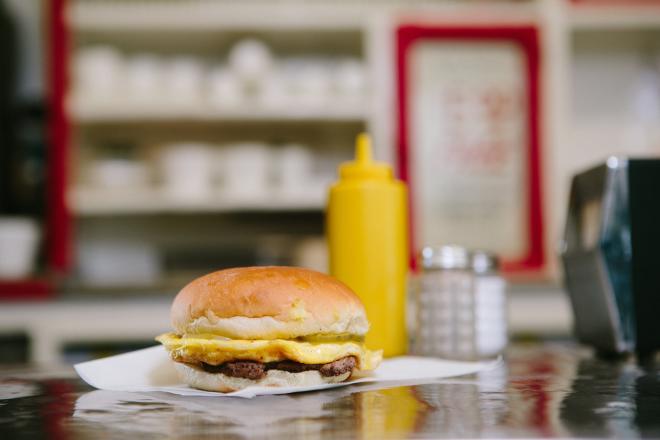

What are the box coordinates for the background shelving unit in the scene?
[61,0,376,295]
[40,0,660,289]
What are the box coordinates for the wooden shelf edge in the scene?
[68,2,368,32]
[70,188,326,216]
[69,104,369,124]
[570,3,660,30]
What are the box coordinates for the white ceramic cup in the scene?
[259,68,288,107]
[125,54,164,105]
[77,240,161,286]
[159,143,214,200]
[207,66,243,109]
[276,144,313,195]
[282,58,331,107]
[334,58,366,100]
[88,159,151,190]
[297,60,332,106]
[0,217,40,279]
[75,46,124,102]
[222,143,272,198]
[228,39,273,85]
[164,57,204,105]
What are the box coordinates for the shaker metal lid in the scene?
[471,250,499,274]
[419,245,469,270]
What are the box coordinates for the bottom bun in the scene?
[174,363,352,392]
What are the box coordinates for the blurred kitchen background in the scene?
[2,0,660,365]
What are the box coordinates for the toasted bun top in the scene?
[171,266,369,340]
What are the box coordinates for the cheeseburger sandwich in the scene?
[156,266,382,392]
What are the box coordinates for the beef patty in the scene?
[200,356,357,380]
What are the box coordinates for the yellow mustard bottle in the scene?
[327,133,408,357]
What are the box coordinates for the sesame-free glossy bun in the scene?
[171,266,369,340]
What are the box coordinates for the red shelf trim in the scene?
[0,279,53,300]
[47,0,71,274]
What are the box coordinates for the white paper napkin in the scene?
[75,345,496,398]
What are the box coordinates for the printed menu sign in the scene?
[411,42,527,259]
[397,26,543,272]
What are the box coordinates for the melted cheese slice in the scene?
[156,332,381,370]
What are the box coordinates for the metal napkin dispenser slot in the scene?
[562,157,660,358]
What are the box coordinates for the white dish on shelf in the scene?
[0,217,40,279]
[77,240,162,287]
[163,56,205,105]
[88,159,151,190]
[159,143,214,200]
[228,38,273,85]
[222,143,272,198]
[125,54,164,105]
[334,58,367,100]
[207,66,244,109]
[275,143,314,194]
[74,46,124,102]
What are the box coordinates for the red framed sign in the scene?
[396,25,544,273]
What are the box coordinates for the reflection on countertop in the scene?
[1,344,660,439]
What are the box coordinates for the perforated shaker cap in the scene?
[470,250,499,274]
[419,245,470,270]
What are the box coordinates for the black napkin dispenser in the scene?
[562,157,660,358]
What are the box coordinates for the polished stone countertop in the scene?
[1,343,659,439]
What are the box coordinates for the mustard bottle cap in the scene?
[339,133,392,179]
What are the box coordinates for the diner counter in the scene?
[1,343,659,439]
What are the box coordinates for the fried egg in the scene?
[156,332,382,370]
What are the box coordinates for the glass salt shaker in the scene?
[415,246,507,360]
[471,250,508,358]
[415,245,474,359]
